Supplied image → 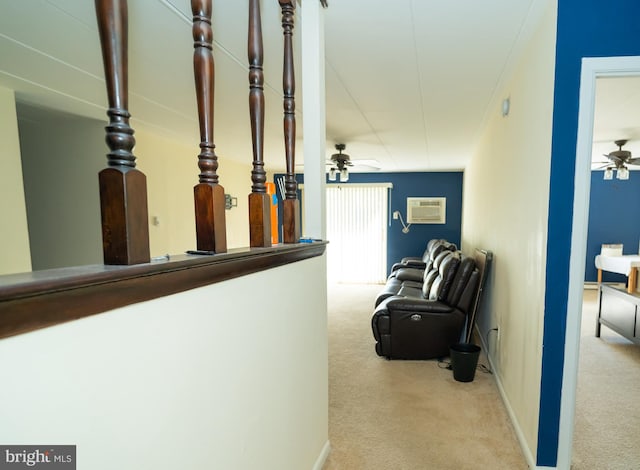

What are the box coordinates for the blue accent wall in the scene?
[541,1,640,466]
[585,171,640,283]
[273,172,463,274]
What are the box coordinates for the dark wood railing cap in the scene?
[0,242,327,340]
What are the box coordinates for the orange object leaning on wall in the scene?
[266,182,279,244]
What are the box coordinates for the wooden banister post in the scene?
[279,0,301,243]
[95,0,150,265]
[191,0,227,253]
[248,0,272,247]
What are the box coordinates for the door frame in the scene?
[557,55,640,469]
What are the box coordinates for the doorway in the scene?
[558,56,640,469]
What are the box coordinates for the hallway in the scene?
[322,283,526,469]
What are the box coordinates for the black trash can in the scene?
[450,343,481,382]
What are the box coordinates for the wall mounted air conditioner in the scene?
[406,197,446,224]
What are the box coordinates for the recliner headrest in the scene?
[445,256,477,307]
[421,239,445,262]
[424,251,461,301]
[432,249,451,269]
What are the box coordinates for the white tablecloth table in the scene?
[595,254,640,293]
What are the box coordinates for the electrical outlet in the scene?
[393,211,399,220]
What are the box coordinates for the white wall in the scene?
[0,88,31,274]
[0,256,329,470]
[461,1,556,461]
[135,126,252,253]
[18,106,105,269]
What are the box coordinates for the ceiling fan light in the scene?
[617,166,629,180]
[604,167,613,180]
[340,167,349,182]
[328,167,337,181]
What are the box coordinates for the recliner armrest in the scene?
[390,259,427,273]
[400,260,427,269]
[372,295,465,359]
[393,267,425,282]
[374,278,403,307]
[390,262,404,273]
[375,296,454,315]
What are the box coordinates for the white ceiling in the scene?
[1,0,638,174]
[324,0,541,171]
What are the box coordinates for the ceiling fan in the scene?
[327,143,380,181]
[598,139,639,180]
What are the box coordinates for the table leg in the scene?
[628,267,637,294]
[597,268,602,284]
[596,285,602,337]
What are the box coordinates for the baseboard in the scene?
[312,440,331,470]
[477,327,538,469]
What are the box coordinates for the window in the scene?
[326,184,390,283]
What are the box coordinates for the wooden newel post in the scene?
[95,0,150,265]
[279,0,301,243]
[248,0,272,247]
[192,0,227,253]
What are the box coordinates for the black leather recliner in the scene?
[388,238,448,273]
[371,249,490,360]
[388,239,456,282]
[375,241,456,307]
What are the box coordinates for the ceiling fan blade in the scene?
[607,154,623,164]
[592,162,612,170]
[627,157,640,165]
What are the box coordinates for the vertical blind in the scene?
[326,183,391,283]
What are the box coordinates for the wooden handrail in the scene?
[191,0,227,253]
[248,0,272,247]
[279,0,301,243]
[95,0,150,265]
[0,243,327,340]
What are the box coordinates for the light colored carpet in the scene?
[572,289,640,469]
[323,283,526,470]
